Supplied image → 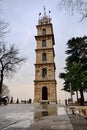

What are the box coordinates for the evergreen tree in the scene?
[59,36,87,105]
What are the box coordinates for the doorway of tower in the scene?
[42,86,48,100]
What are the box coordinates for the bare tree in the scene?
[0,0,9,41]
[0,20,9,41]
[58,0,87,20]
[0,43,26,98]
[0,1,26,102]
[1,84,10,97]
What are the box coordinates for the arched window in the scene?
[42,40,46,47]
[42,53,46,61]
[42,68,47,78]
[42,29,46,35]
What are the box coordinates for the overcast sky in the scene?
[1,0,87,102]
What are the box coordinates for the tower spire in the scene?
[38,7,51,25]
[44,6,46,16]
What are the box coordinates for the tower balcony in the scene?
[34,63,56,70]
[34,79,57,84]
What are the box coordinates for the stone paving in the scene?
[28,115,73,130]
[68,114,87,130]
[0,104,87,130]
[28,107,73,130]
[67,105,87,130]
[0,104,34,130]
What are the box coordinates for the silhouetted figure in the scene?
[16,98,19,104]
[10,97,13,104]
[28,99,32,104]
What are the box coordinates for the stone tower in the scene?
[34,8,57,104]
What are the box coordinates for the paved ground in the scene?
[0,104,87,130]
[69,114,87,130]
[67,105,87,130]
[28,106,73,130]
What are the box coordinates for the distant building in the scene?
[34,8,57,104]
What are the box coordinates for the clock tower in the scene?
[34,8,57,104]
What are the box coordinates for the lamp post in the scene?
[69,82,73,103]
[81,82,83,88]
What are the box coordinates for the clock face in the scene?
[42,17,47,24]
[43,21,46,24]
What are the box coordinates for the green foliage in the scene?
[59,36,87,93]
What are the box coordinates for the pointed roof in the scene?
[38,7,51,25]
